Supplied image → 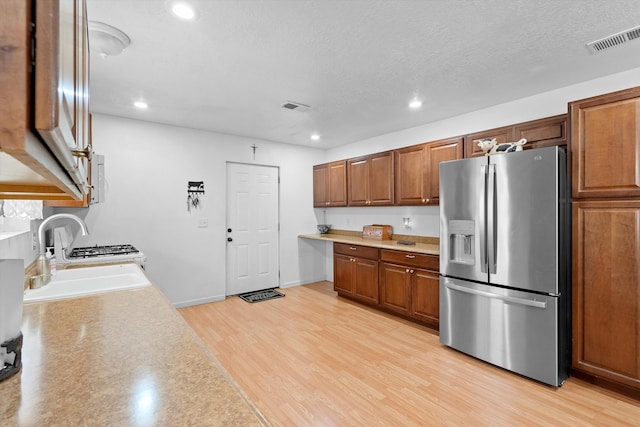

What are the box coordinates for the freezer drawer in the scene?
[439,276,567,386]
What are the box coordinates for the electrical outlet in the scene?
[197,219,208,228]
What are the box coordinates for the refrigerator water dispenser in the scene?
[448,220,475,265]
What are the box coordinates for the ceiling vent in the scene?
[587,25,640,53]
[281,101,311,112]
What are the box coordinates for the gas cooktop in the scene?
[68,244,140,259]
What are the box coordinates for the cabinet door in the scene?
[369,151,394,206]
[334,254,354,296]
[411,268,439,325]
[571,87,640,199]
[380,263,411,315]
[573,201,640,390]
[327,161,347,206]
[464,126,513,158]
[513,114,567,150]
[347,157,369,206]
[313,164,329,207]
[425,137,463,204]
[354,258,379,304]
[395,144,427,205]
[34,0,89,193]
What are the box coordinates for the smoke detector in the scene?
[586,25,640,53]
[281,101,311,112]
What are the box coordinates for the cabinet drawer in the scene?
[334,243,379,260]
[380,249,438,270]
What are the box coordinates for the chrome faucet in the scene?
[31,214,89,289]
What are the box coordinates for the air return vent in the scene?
[281,101,311,112]
[587,25,640,53]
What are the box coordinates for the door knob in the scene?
[227,237,233,242]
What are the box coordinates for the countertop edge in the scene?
[299,233,440,256]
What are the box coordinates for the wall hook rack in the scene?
[187,181,205,212]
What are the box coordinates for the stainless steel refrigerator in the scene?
[439,146,570,386]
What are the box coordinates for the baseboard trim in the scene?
[173,295,225,309]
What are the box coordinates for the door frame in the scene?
[225,161,281,296]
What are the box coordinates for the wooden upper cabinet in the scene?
[464,126,513,158]
[313,160,347,207]
[513,114,567,150]
[425,137,463,204]
[0,0,90,200]
[348,151,394,206]
[395,144,427,205]
[395,137,463,205]
[570,87,640,199]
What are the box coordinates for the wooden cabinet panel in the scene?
[412,268,440,324]
[354,258,379,304]
[380,263,411,315]
[425,137,463,204]
[571,87,640,199]
[313,160,347,207]
[347,158,369,206]
[328,161,347,206]
[334,254,354,296]
[348,152,393,206]
[394,144,426,205]
[368,152,394,205]
[464,126,513,158]
[513,114,567,150]
[573,201,640,390]
[313,164,328,207]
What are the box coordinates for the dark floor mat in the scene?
[238,288,285,303]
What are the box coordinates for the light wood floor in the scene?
[179,282,640,426]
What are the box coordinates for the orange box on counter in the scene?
[362,224,393,240]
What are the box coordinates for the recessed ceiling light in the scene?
[311,134,321,141]
[134,101,148,109]
[409,99,423,109]
[171,2,195,20]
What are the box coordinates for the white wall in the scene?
[52,114,325,307]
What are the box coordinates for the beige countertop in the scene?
[2,284,268,426]
[299,231,440,256]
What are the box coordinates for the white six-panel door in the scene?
[226,163,279,295]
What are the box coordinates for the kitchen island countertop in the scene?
[299,232,439,256]
[1,283,268,426]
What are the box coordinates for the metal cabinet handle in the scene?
[349,247,357,251]
[410,269,414,273]
[405,255,415,259]
[406,269,410,273]
[445,282,547,309]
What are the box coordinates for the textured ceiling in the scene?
[86,0,640,148]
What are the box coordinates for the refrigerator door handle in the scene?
[487,164,497,274]
[444,282,548,309]
[479,165,488,273]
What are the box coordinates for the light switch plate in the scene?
[197,219,208,228]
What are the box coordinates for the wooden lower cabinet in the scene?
[333,243,379,304]
[572,200,640,394]
[333,244,440,328]
[380,263,439,326]
[380,263,411,315]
